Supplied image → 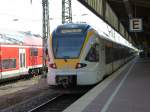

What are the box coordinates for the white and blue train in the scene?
[47,23,136,86]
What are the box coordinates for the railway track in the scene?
[0,75,33,85]
[0,75,40,89]
[28,93,83,112]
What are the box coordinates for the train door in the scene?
[98,40,105,79]
[0,46,2,79]
[19,48,26,74]
[0,61,2,79]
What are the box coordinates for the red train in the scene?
[0,30,43,82]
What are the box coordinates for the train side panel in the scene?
[76,33,106,85]
[0,46,20,79]
[0,31,43,82]
[77,33,101,85]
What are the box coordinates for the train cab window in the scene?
[86,44,99,62]
[2,59,16,69]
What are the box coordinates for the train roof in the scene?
[0,30,42,46]
[57,23,90,29]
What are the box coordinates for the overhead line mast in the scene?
[62,0,72,24]
[42,0,50,74]
[41,0,72,74]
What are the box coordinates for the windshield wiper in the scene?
[64,56,70,62]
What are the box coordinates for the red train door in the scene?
[0,49,2,79]
[19,48,27,74]
[0,61,1,79]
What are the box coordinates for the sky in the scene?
[0,0,106,34]
[0,0,136,49]
[0,0,42,33]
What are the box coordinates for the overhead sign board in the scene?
[129,18,143,32]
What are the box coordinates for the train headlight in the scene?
[75,63,87,69]
[49,63,57,69]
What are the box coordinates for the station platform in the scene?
[63,57,150,112]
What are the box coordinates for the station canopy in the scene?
[78,0,150,49]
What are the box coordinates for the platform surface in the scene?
[64,58,150,112]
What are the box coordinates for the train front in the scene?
[47,24,98,87]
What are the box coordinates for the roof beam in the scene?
[133,3,150,8]
[131,0,150,8]
[123,0,133,18]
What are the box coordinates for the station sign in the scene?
[129,18,143,32]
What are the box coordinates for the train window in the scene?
[52,34,86,58]
[86,44,99,62]
[113,48,119,61]
[30,48,38,56]
[2,59,16,69]
[23,53,25,67]
[20,53,25,67]
[105,46,113,64]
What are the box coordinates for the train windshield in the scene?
[52,34,86,58]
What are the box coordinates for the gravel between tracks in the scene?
[1,89,61,112]
[0,76,92,112]
[0,76,50,111]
